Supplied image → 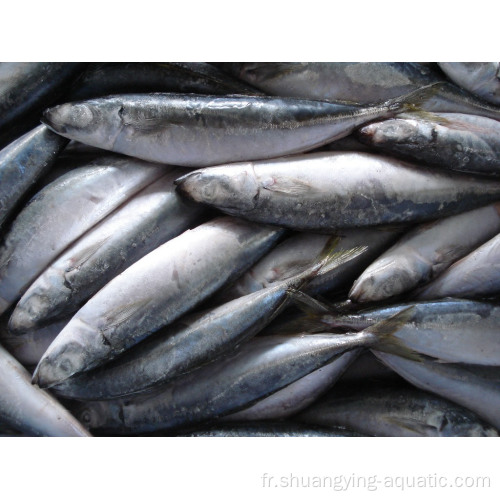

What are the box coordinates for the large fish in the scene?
[296,383,498,437]
[41,85,438,167]
[438,63,500,106]
[372,351,500,430]
[349,203,500,302]
[49,240,365,400]
[9,168,205,333]
[219,63,500,120]
[416,233,500,299]
[0,342,91,436]
[32,217,285,388]
[358,112,500,176]
[0,125,68,230]
[175,151,500,231]
[0,156,165,315]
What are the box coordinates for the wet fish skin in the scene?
[68,62,263,101]
[296,383,499,437]
[41,86,437,167]
[358,113,500,176]
[0,63,85,149]
[349,203,500,302]
[416,232,500,299]
[218,227,401,301]
[175,151,500,231]
[0,156,165,315]
[438,63,500,106]
[179,422,362,437]
[32,217,285,388]
[9,168,205,333]
[222,350,361,422]
[0,342,91,436]
[304,299,500,366]
[372,350,500,430]
[0,125,68,230]
[70,332,374,434]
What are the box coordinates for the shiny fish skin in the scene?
[438,63,500,106]
[0,156,165,315]
[309,299,500,366]
[349,203,500,302]
[0,342,91,436]
[33,217,285,388]
[9,168,205,333]
[372,351,500,430]
[219,228,401,301]
[175,151,500,231]
[358,113,500,176]
[0,125,68,230]
[70,332,373,434]
[68,62,262,101]
[41,86,436,167]
[416,232,500,299]
[296,384,498,437]
[222,350,361,422]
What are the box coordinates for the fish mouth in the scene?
[174,171,203,203]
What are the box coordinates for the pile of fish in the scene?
[1,62,500,437]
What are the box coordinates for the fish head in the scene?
[175,163,259,212]
[71,401,110,431]
[358,117,423,146]
[42,99,122,150]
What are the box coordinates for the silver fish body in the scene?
[9,168,205,333]
[416,232,500,299]
[32,217,285,388]
[358,112,500,176]
[0,125,68,230]
[0,156,165,315]
[372,350,500,430]
[0,342,91,436]
[41,88,436,167]
[70,332,372,434]
[438,63,500,106]
[349,203,500,302]
[296,384,498,437]
[175,151,500,231]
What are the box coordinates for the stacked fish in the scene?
[1,62,500,437]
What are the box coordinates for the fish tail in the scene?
[385,82,444,115]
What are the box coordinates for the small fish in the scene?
[41,85,439,167]
[349,203,500,302]
[175,151,500,232]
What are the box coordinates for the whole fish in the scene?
[296,384,499,437]
[68,62,262,101]
[9,168,205,333]
[416,233,500,299]
[0,125,68,230]
[372,350,500,430]
[0,156,165,315]
[358,112,500,176]
[41,85,438,167]
[49,240,365,400]
[293,299,500,366]
[69,329,383,434]
[0,63,84,148]
[438,63,500,106]
[0,342,91,436]
[175,151,500,231]
[222,350,361,422]
[349,203,500,302]
[32,217,285,388]
[220,63,500,120]
[218,227,401,301]
[180,422,361,437]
